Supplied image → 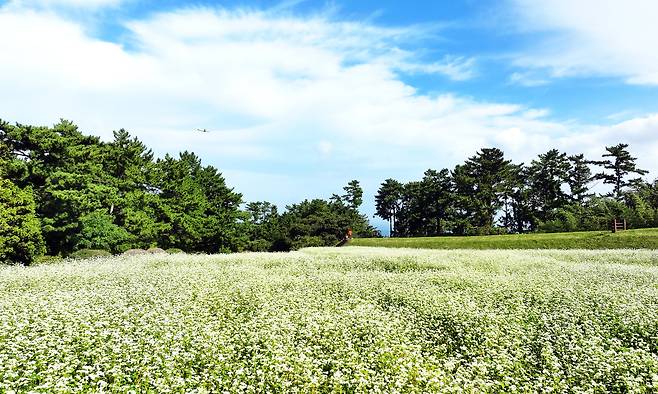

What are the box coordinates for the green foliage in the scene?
[0,119,246,261]
[528,149,571,222]
[379,144,655,237]
[568,153,594,203]
[538,208,579,233]
[75,210,132,253]
[3,116,656,255]
[166,248,184,254]
[0,179,45,265]
[242,201,280,251]
[341,179,363,209]
[277,197,378,250]
[594,143,649,200]
[154,152,243,253]
[69,249,112,259]
[33,255,63,265]
[452,148,512,233]
[394,170,455,238]
[375,178,404,236]
[243,181,379,252]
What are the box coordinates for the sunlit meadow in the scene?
[1,247,657,392]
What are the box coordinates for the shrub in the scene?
[123,249,148,256]
[147,247,166,254]
[292,235,326,249]
[75,210,131,253]
[69,249,111,259]
[247,239,271,252]
[34,255,63,265]
[539,209,579,233]
[0,179,45,265]
[166,248,184,254]
[270,236,293,252]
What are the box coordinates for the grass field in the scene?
[1,247,657,392]
[351,228,658,250]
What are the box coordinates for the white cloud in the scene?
[0,4,656,213]
[405,55,477,81]
[508,0,658,85]
[556,114,658,175]
[6,0,124,9]
[509,72,548,87]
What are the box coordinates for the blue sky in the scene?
[2,0,658,234]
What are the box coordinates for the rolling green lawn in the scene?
[351,228,658,250]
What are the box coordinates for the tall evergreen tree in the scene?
[501,163,534,232]
[456,148,512,232]
[374,178,403,237]
[451,164,476,235]
[154,152,242,253]
[396,181,426,236]
[593,143,648,200]
[567,154,594,204]
[420,168,453,235]
[528,149,571,222]
[341,180,363,209]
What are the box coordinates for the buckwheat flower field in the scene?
[1,247,657,392]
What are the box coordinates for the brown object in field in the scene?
[147,247,167,254]
[336,228,353,247]
[123,249,148,256]
[612,218,627,233]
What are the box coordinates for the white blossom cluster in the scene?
[1,247,657,392]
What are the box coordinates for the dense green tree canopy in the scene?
[375,144,655,236]
[0,179,44,265]
[0,119,246,261]
[528,149,571,223]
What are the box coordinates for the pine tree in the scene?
[341,180,363,209]
[457,148,512,232]
[501,163,533,233]
[593,143,648,200]
[396,181,426,236]
[528,149,571,222]
[374,179,403,237]
[420,168,453,235]
[567,154,594,204]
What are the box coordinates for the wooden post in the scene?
[612,218,626,233]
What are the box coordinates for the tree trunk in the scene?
[389,217,393,238]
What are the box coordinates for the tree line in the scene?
[375,145,657,237]
[3,119,657,265]
[0,120,377,265]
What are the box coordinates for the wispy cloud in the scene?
[507,0,658,85]
[5,0,125,9]
[509,71,548,87]
[414,55,477,81]
[0,2,656,211]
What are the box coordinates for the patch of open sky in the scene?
[400,67,658,127]
[494,76,658,125]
